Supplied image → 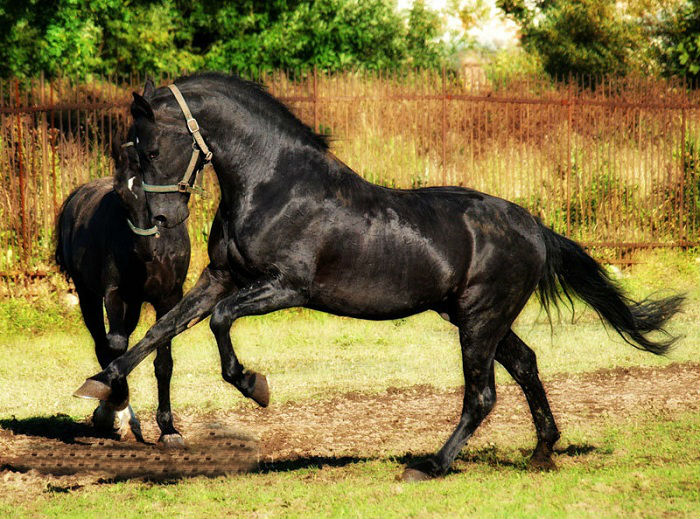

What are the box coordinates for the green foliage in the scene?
[482,47,545,84]
[497,0,641,80]
[656,0,700,78]
[0,0,450,79]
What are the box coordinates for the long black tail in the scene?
[536,222,684,355]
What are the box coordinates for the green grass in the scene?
[0,248,698,517]
[2,411,699,518]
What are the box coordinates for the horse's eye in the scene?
[148,150,159,160]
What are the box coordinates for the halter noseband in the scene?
[121,83,213,237]
[118,141,160,237]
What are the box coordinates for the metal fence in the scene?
[1,70,698,275]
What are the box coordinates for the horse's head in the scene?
[111,131,156,235]
[127,80,208,229]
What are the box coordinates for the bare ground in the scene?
[1,362,698,499]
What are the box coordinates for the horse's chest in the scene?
[141,256,181,297]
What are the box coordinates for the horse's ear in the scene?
[111,133,122,164]
[143,78,155,100]
[131,92,155,122]
[112,135,128,178]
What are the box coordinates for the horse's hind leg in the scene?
[495,331,560,470]
[403,299,508,481]
[153,293,184,448]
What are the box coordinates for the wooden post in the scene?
[313,65,319,133]
[680,104,686,241]
[566,84,572,237]
[14,79,28,266]
[441,65,447,185]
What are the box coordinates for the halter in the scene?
[120,141,160,237]
[121,83,213,237]
[141,84,213,195]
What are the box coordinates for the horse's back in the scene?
[307,181,544,319]
[56,178,127,287]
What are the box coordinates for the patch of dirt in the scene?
[1,362,698,500]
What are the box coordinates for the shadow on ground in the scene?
[0,414,109,444]
[1,415,600,483]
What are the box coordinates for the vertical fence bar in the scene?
[441,65,447,186]
[680,104,686,242]
[566,85,572,237]
[313,65,318,133]
[14,80,28,267]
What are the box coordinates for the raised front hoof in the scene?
[158,433,186,449]
[248,372,270,408]
[74,378,112,401]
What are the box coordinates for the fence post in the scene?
[313,65,318,133]
[14,79,28,267]
[680,104,686,242]
[566,82,572,237]
[441,65,447,186]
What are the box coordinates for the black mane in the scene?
[159,72,330,152]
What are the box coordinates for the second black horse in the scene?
[57,136,190,445]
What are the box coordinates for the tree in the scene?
[497,0,641,80]
[0,0,450,79]
[655,0,700,79]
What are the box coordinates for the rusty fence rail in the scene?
[1,70,698,276]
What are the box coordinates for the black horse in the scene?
[75,73,683,480]
[57,135,190,446]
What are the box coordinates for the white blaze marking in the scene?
[128,177,138,198]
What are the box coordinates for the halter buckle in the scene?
[177,181,190,193]
[186,118,200,133]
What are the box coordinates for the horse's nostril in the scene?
[154,215,167,225]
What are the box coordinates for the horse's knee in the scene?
[106,333,128,356]
[209,304,231,336]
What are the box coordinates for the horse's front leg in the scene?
[209,276,308,407]
[74,266,234,406]
[153,291,185,447]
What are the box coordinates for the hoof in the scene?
[158,433,186,449]
[528,453,557,471]
[74,378,112,401]
[529,442,557,471]
[249,372,270,408]
[399,459,440,482]
[92,402,117,432]
[92,403,143,442]
[119,406,144,443]
[399,468,433,482]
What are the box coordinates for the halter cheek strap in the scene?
[141,84,212,195]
